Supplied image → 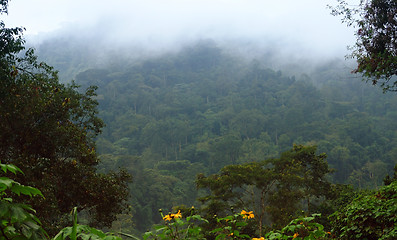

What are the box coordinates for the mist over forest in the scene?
[29,30,353,85]
[23,28,396,232]
[2,0,397,238]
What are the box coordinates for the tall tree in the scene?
[330,0,397,91]
[197,145,333,234]
[0,0,130,234]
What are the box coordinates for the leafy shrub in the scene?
[1,162,124,240]
[0,162,47,240]
[143,208,208,240]
[264,214,331,240]
[53,207,123,240]
[330,181,397,240]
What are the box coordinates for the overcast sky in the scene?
[2,0,357,58]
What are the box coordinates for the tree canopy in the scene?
[69,40,397,231]
[330,0,397,91]
[197,145,333,235]
[0,0,130,234]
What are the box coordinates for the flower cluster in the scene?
[162,210,182,221]
[240,210,254,219]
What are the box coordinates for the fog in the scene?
[2,0,358,79]
[4,1,355,51]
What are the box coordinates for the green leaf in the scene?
[0,203,10,217]
[86,227,107,238]
[10,205,30,222]
[103,236,121,240]
[211,228,223,233]
[235,221,247,227]
[0,177,15,189]
[71,207,77,240]
[10,184,43,197]
[153,225,167,231]
[0,163,23,175]
[53,227,72,240]
[215,233,226,240]
[79,234,92,240]
[118,232,141,240]
[21,224,34,238]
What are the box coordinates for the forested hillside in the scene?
[2,0,397,238]
[66,41,397,232]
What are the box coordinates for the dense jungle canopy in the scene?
[1,0,396,239]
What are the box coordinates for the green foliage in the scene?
[0,161,126,240]
[383,163,397,185]
[197,145,333,233]
[3,0,396,237]
[36,28,397,232]
[210,211,254,240]
[330,0,397,91]
[141,209,331,240]
[53,208,123,240]
[330,181,397,239]
[143,208,208,240]
[265,214,331,240]
[0,162,47,240]
[0,1,131,234]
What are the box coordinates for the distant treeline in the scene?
[69,41,397,232]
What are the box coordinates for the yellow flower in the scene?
[163,210,182,221]
[292,233,299,239]
[174,210,182,219]
[163,214,173,221]
[252,237,265,240]
[241,210,254,219]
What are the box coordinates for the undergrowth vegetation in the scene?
[1,161,396,239]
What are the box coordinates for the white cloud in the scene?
[2,0,355,57]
